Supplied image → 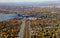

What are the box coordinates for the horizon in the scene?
[0,0,59,3]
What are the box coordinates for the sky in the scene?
[0,0,59,2]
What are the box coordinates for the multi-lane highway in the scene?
[18,18,26,38]
[20,18,31,38]
[23,20,31,38]
[17,18,31,38]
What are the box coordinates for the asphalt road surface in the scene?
[23,20,31,38]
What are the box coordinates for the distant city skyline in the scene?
[0,0,59,2]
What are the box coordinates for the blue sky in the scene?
[0,0,59,2]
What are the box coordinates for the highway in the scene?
[23,20,31,38]
[18,18,26,38]
[17,18,31,38]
